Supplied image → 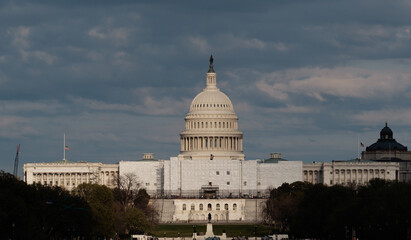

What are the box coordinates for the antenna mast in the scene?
[13,144,20,177]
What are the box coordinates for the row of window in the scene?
[304,169,389,175]
[216,171,230,175]
[208,181,254,186]
[187,121,235,129]
[182,203,238,211]
[331,169,387,174]
[193,103,230,109]
[145,182,157,186]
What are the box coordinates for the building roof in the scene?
[366,123,407,151]
[261,158,288,163]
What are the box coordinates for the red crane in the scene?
[13,144,20,177]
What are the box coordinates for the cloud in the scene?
[7,26,31,49]
[220,33,287,52]
[70,94,190,116]
[88,25,134,45]
[186,36,211,54]
[0,100,64,114]
[256,81,289,100]
[352,108,411,126]
[257,66,411,101]
[20,50,57,65]
[0,116,39,139]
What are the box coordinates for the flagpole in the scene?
[357,135,359,160]
[63,134,66,162]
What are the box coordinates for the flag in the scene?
[65,145,70,151]
[210,154,214,160]
[360,142,364,147]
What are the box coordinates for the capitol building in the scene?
[23,56,406,223]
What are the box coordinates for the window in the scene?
[183,204,186,211]
[199,204,203,210]
[227,181,230,185]
[257,182,261,186]
[233,203,237,211]
[244,181,247,186]
[216,204,220,210]
[191,204,195,210]
[216,171,220,175]
[145,183,150,186]
[330,180,333,184]
[227,171,230,175]
[224,204,228,210]
[208,204,212,211]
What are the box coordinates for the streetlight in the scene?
[254,226,257,240]
[164,232,166,240]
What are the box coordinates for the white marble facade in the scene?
[24,161,118,191]
[119,157,302,198]
[303,161,399,186]
[173,199,245,222]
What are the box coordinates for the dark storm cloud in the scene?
[1,0,411,173]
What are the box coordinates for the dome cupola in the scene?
[380,122,393,140]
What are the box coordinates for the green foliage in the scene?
[113,179,156,237]
[0,171,92,239]
[125,207,152,234]
[134,188,150,210]
[74,183,116,238]
[264,181,311,232]
[266,180,411,240]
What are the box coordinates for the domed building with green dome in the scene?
[361,123,411,182]
[362,122,410,161]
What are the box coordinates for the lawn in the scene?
[150,224,271,237]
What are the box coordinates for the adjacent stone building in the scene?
[361,123,411,182]
[24,160,118,191]
[303,160,399,186]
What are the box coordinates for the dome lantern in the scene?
[380,122,393,140]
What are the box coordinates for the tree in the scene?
[114,173,141,210]
[113,173,158,236]
[264,182,312,233]
[0,171,92,239]
[74,183,115,238]
[124,207,152,234]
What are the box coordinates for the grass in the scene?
[149,224,271,237]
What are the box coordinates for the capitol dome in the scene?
[190,89,234,113]
[178,56,244,161]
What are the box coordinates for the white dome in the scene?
[178,56,244,161]
[189,89,235,113]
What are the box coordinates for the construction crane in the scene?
[13,144,20,178]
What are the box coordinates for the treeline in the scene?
[265,180,411,240]
[0,171,156,239]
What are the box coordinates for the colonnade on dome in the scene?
[180,136,243,152]
[184,118,238,130]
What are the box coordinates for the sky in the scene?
[2,0,411,175]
